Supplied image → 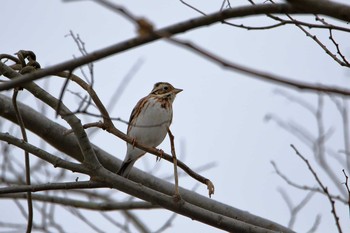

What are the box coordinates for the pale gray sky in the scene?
[1,0,350,232]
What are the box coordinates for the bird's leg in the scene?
[155,148,164,162]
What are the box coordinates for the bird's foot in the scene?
[131,138,136,148]
[172,193,182,202]
[155,148,164,162]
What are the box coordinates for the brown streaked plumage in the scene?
[117,82,182,177]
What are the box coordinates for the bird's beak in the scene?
[173,88,183,94]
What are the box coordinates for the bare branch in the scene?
[122,210,151,233]
[271,161,347,204]
[342,169,350,214]
[12,88,33,233]
[179,0,206,15]
[290,144,343,233]
[263,0,350,67]
[0,193,159,211]
[328,29,350,66]
[0,59,102,170]
[0,132,89,174]
[278,188,315,228]
[68,207,105,233]
[153,212,177,233]
[0,181,106,195]
[166,37,350,96]
[306,214,321,233]
[2,3,350,91]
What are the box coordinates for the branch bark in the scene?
[1,2,350,91]
[0,93,293,233]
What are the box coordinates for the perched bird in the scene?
[117,82,182,177]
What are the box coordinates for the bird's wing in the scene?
[127,95,149,134]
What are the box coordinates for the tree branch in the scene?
[0,193,159,211]
[166,37,350,96]
[291,144,343,233]
[1,3,350,91]
[12,88,33,233]
[0,60,102,170]
[0,181,105,194]
[0,132,89,174]
[0,94,294,233]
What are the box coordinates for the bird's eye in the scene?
[163,86,169,90]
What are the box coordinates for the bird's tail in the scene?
[117,160,136,178]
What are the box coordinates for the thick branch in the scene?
[0,94,293,233]
[94,167,282,233]
[287,0,350,22]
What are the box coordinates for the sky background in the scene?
[1,0,350,232]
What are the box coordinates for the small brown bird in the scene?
[117,82,182,177]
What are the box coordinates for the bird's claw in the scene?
[156,148,164,162]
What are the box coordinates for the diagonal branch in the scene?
[291,144,343,233]
[1,3,350,91]
[166,37,350,96]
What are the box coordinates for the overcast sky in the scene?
[2,0,350,232]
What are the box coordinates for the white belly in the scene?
[128,97,172,147]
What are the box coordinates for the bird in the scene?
[117,82,182,178]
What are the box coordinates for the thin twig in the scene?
[328,29,350,66]
[179,0,206,15]
[306,214,321,233]
[66,30,95,85]
[153,212,177,233]
[12,89,33,233]
[278,188,315,228]
[99,212,128,232]
[122,210,151,233]
[56,70,73,117]
[332,96,350,171]
[92,0,154,36]
[342,169,350,217]
[271,161,347,204]
[68,207,104,233]
[291,144,343,233]
[267,0,350,67]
